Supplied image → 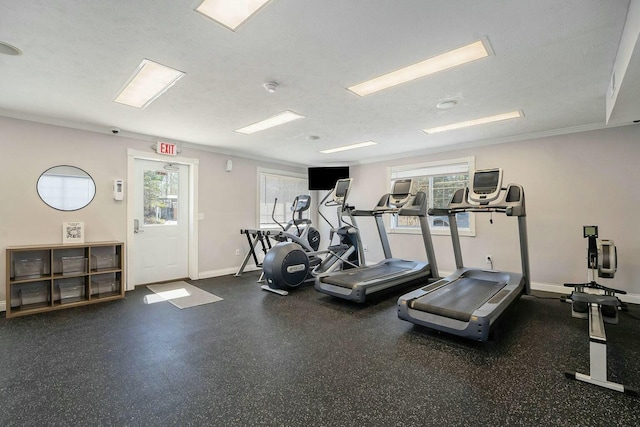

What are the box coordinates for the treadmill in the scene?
[315,179,439,303]
[397,168,531,341]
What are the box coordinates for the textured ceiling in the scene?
[0,0,636,166]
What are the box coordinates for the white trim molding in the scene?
[199,267,251,279]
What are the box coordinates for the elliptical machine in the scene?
[269,194,321,252]
[563,225,637,395]
[262,178,364,295]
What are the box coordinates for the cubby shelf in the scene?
[5,241,125,318]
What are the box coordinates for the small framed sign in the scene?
[63,222,84,244]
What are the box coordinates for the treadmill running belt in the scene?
[322,264,415,289]
[410,277,505,322]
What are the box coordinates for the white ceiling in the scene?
[0,0,638,166]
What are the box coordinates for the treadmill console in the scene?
[388,179,413,207]
[469,168,503,204]
[332,178,352,205]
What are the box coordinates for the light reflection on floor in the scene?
[143,287,190,304]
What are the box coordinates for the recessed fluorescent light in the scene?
[348,39,492,97]
[422,110,523,134]
[235,110,305,134]
[196,0,272,31]
[320,141,378,154]
[114,59,185,109]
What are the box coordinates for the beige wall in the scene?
[1,116,304,304]
[348,125,640,299]
[3,115,639,305]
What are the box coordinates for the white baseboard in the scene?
[198,265,261,280]
[239,265,262,273]
[0,301,5,313]
[530,282,567,295]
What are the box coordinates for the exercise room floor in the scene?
[1,273,639,426]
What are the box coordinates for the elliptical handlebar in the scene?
[317,179,354,229]
[271,197,286,231]
[318,187,338,229]
[290,196,302,236]
[271,195,314,236]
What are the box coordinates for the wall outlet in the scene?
[485,255,492,263]
[235,249,241,256]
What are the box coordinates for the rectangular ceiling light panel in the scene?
[422,110,523,134]
[196,0,272,31]
[235,110,305,134]
[320,141,378,154]
[114,59,185,109]
[348,39,491,97]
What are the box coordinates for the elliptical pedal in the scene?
[260,284,288,296]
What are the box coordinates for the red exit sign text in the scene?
[157,142,177,156]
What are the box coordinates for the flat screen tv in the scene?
[308,166,350,190]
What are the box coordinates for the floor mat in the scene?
[145,281,223,309]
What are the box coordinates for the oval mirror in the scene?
[37,165,96,211]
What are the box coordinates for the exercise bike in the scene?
[262,178,364,295]
[563,225,637,396]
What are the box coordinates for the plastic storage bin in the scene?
[61,256,86,275]
[92,278,119,296]
[14,259,44,279]
[20,285,48,307]
[59,281,84,303]
[91,254,118,271]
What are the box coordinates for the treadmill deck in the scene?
[410,277,505,322]
[320,259,425,289]
[397,268,524,341]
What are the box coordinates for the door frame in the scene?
[126,148,199,290]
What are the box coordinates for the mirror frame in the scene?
[37,165,96,211]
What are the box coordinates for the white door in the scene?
[133,159,189,285]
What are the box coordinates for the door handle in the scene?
[134,219,144,234]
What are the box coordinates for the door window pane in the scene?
[143,170,179,225]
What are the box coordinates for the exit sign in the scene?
[157,141,177,156]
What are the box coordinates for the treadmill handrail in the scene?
[316,190,439,301]
[432,182,530,295]
[430,206,518,216]
[357,193,428,217]
[428,208,449,216]
[352,209,384,216]
[444,185,526,217]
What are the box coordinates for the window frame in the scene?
[388,157,476,237]
[256,167,309,230]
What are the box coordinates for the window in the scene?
[143,169,179,225]
[258,168,309,229]
[389,157,475,236]
[37,171,95,211]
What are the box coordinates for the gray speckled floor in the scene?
[1,273,639,426]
